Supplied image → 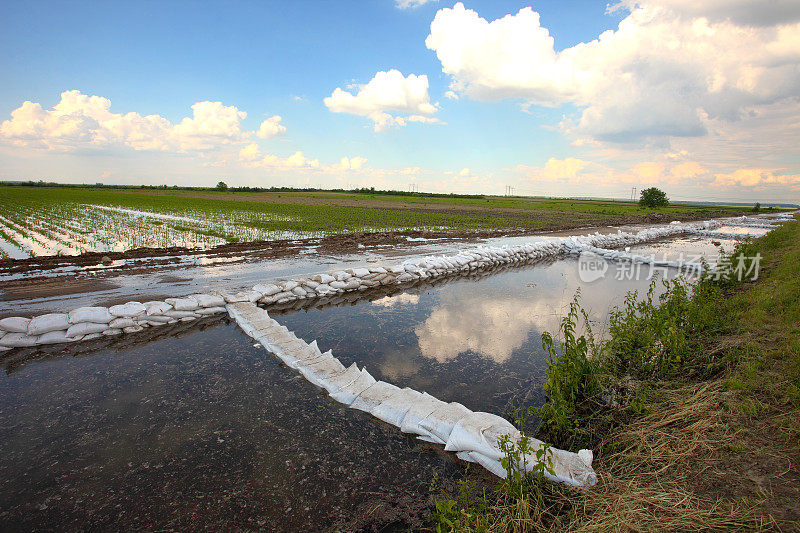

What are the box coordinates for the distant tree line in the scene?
[0,180,485,199]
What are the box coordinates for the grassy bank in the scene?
[430,216,799,531]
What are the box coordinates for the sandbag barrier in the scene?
[1,217,789,351]
[227,301,597,487]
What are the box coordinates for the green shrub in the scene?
[534,294,600,445]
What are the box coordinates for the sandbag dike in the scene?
[227,301,597,487]
[0,218,786,351]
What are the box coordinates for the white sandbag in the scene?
[141,314,173,323]
[253,283,281,297]
[329,369,377,405]
[165,297,198,311]
[371,388,423,427]
[0,317,30,333]
[280,280,299,291]
[311,273,336,284]
[0,332,39,347]
[66,322,109,338]
[192,293,226,308]
[83,333,102,340]
[165,310,199,319]
[444,412,522,461]
[180,316,196,322]
[69,307,113,325]
[145,301,172,315]
[318,362,362,394]
[292,286,307,297]
[467,451,508,478]
[400,392,448,437]
[109,302,146,318]
[350,381,401,414]
[103,328,123,336]
[197,306,226,315]
[540,448,597,487]
[298,357,347,388]
[123,325,144,333]
[419,402,473,444]
[222,291,249,303]
[38,330,79,344]
[28,313,69,335]
[286,346,333,369]
[351,268,371,277]
[109,317,137,329]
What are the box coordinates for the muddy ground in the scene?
[0,208,741,281]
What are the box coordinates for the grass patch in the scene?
[429,216,800,531]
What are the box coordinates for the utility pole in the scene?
[631,186,637,201]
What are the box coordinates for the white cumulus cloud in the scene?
[426,2,800,144]
[256,115,286,138]
[0,90,285,152]
[324,69,441,131]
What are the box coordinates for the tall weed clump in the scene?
[534,293,601,448]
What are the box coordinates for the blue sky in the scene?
[1,0,799,202]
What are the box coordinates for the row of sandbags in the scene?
[579,246,706,273]
[227,301,597,487]
[0,295,227,349]
[0,219,750,351]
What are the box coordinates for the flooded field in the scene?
[0,231,743,530]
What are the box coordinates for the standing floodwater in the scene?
[0,234,738,530]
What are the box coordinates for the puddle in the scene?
[0,321,463,531]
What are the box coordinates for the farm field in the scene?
[0,185,747,259]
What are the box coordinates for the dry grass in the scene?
[443,382,780,532]
[573,381,771,532]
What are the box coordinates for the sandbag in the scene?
[253,283,281,297]
[165,297,198,311]
[103,328,123,336]
[329,369,377,405]
[467,451,508,478]
[140,314,173,323]
[318,362,362,394]
[69,307,112,324]
[350,381,401,414]
[399,392,448,437]
[0,332,39,347]
[66,322,110,338]
[145,301,173,315]
[444,412,522,461]
[123,325,144,333]
[419,402,473,444]
[371,388,423,427]
[165,310,199,319]
[298,357,347,388]
[28,313,69,335]
[0,317,30,333]
[192,294,226,308]
[197,306,226,315]
[109,317,137,329]
[109,302,146,318]
[38,330,79,344]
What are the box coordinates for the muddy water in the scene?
[0,235,737,531]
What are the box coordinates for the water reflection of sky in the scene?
[0,322,462,531]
